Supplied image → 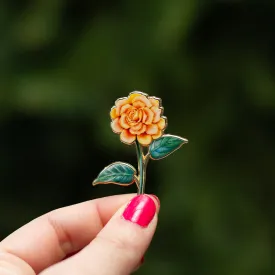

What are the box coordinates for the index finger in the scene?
[0,194,135,274]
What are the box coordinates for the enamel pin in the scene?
[93,91,188,194]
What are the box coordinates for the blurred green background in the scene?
[1,0,274,274]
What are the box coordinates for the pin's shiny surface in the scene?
[93,91,188,195]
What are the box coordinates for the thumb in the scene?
[41,194,160,275]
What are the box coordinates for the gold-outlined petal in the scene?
[111,118,123,133]
[132,101,146,108]
[115,97,129,115]
[146,124,159,135]
[130,122,143,131]
[148,96,162,107]
[157,116,167,130]
[132,95,152,107]
[120,129,136,145]
[137,133,152,146]
[120,113,130,129]
[130,124,146,135]
[120,103,132,115]
[143,107,154,125]
[129,91,148,98]
[110,106,118,119]
[152,129,163,139]
[151,106,162,123]
[128,92,145,104]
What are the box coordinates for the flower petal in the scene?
[143,107,154,125]
[130,124,146,135]
[133,100,146,108]
[111,118,123,133]
[151,106,162,123]
[130,122,143,131]
[149,97,160,107]
[132,95,152,108]
[137,133,152,146]
[152,129,163,139]
[115,98,129,115]
[146,124,158,135]
[119,113,130,129]
[120,129,136,145]
[128,91,148,103]
[141,109,147,123]
[138,109,143,121]
[110,107,118,119]
[132,109,139,121]
[120,104,132,115]
[157,117,167,130]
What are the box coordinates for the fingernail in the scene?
[150,194,160,207]
[122,195,156,227]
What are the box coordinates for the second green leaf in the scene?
[149,134,188,160]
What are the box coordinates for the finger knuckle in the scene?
[46,212,74,256]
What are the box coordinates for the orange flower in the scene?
[110,91,167,146]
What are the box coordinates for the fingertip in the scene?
[122,194,158,228]
[148,194,160,210]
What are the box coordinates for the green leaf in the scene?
[149,134,188,160]
[93,162,137,186]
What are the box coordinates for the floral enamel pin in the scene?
[93,91,188,194]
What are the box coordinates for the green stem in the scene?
[135,140,147,194]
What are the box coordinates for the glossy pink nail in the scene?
[150,195,160,207]
[122,195,156,227]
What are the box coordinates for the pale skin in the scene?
[0,194,159,275]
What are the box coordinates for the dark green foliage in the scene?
[149,135,188,160]
[93,162,136,185]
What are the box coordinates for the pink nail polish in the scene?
[150,195,160,207]
[122,195,156,227]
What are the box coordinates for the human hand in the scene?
[0,194,160,275]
